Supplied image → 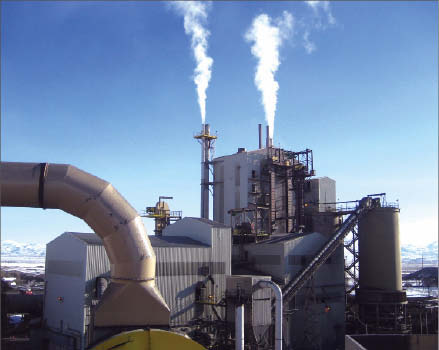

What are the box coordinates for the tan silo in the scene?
[358,206,402,292]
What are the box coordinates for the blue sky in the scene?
[1,1,437,247]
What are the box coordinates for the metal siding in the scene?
[235,165,240,186]
[213,149,267,226]
[46,225,232,332]
[85,245,111,282]
[212,227,232,305]
[251,255,281,265]
[219,166,225,222]
[155,261,225,276]
[253,287,272,326]
[162,217,213,246]
[155,246,212,325]
[44,234,87,345]
[46,260,83,277]
[154,227,231,325]
[212,227,232,275]
[245,243,285,281]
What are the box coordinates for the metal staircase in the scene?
[282,196,375,304]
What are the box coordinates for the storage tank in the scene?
[358,206,402,292]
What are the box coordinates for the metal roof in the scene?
[68,232,103,245]
[149,236,208,248]
[67,232,208,248]
[186,217,229,228]
[213,147,267,161]
[255,232,313,245]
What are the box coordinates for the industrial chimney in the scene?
[266,125,272,148]
[194,124,217,219]
[258,124,263,149]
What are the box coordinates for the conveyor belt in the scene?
[282,197,374,304]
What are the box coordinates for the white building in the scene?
[212,147,336,234]
[213,148,267,226]
[44,232,110,350]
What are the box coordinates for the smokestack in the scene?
[258,124,262,149]
[266,125,272,148]
[201,124,210,219]
[194,124,216,219]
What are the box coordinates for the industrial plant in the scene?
[1,124,437,350]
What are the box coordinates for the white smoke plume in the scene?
[301,2,336,55]
[245,11,293,139]
[303,30,316,54]
[305,1,336,26]
[171,2,213,123]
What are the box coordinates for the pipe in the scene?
[258,124,262,149]
[0,162,170,327]
[235,303,244,350]
[258,280,282,350]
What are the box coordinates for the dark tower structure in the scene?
[194,124,217,219]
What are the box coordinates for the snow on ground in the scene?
[1,256,45,274]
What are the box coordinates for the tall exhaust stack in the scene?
[266,125,272,148]
[194,124,217,219]
[201,124,209,219]
[258,124,263,149]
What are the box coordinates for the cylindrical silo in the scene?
[358,207,402,292]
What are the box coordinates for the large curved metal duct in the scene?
[0,162,170,327]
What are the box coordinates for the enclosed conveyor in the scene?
[282,197,374,304]
[0,162,170,327]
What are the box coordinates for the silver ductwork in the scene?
[235,304,244,350]
[258,280,283,350]
[0,162,170,327]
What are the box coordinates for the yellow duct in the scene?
[90,329,205,350]
[0,162,170,326]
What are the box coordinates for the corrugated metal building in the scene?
[43,217,232,349]
[160,217,232,324]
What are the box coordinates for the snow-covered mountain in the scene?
[1,239,437,262]
[1,240,46,257]
[401,241,437,264]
